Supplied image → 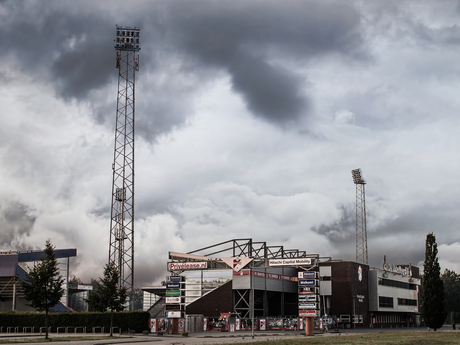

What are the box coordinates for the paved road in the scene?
[0,325,457,345]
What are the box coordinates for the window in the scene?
[398,298,417,306]
[378,277,416,290]
[379,296,394,308]
[340,315,350,323]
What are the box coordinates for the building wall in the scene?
[369,269,420,313]
[320,261,370,327]
[185,280,233,318]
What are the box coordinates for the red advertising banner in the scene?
[299,310,317,317]
[233,270,296,281]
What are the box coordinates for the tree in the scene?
[422,233,447,330]
[85,261,127,336]
[21,239,65,340]
[441,269,460,325]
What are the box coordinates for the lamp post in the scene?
[351,168,368,265]
[109,25,141,310]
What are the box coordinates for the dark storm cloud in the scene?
[0,2,114,101]
[371,202,460,245]
[0,1,366,139]
[0,202,36,247]
[314,199,460,268]
[311,204,355,243]
[167,0,366,126]
[229,54,306,125]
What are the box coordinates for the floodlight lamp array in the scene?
[351,168,366,184]
[115,26,140,51]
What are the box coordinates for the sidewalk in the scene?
[0,330,314,345]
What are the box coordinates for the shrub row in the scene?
[0,311,150,333]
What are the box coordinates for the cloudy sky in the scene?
[1,0,459,286]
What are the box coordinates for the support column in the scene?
[305,317,313,336]
[12,278,16,311]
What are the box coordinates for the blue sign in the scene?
[298,279,316,286]
[170,276,181,282]
[166,283,180,289]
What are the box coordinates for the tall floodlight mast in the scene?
[109,26,140,302]
[351,168,368,265]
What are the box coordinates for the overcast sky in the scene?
[1,0,459,286]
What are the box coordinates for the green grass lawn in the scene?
[231,331,460,345]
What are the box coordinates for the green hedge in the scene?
[0,311,150,333]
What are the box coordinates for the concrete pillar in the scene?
[305,317,314,336]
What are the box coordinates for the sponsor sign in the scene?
[149,319,157,333]
[166,289,180,297]
[269,258,313,266]
[166,297,180,304]
[220,257,253,272]
[299,310,317,317]
[298,271,317,279]
[298,302,317,310]
[168,262,208,270]
[299,294,318,302]
[299,286,318,294]
[169,275,181,282]
[166,304,181,310]
[166,283,180,289]
[298,279,317,286]
[166,311,181,318]
[259,319,266,331]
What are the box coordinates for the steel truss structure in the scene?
[109,26,140,297]
[352,169,368,265]
[169,238,329,273]
[234,289,264,319]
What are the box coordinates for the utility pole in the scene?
[351,168,368,265]
[109,26,140,307]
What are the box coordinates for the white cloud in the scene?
[1,1,460,287]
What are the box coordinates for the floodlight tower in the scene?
[109,26,140,299]
[351,168,368,265]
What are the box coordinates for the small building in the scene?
[368,265,420,327]
[68,284,93,312]
[0,249,77,312]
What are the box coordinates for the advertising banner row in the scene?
[167,257,315,271]
[204,318,306,332]
[149,317,338,334]
[149,318,185,333]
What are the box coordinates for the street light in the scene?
[351,168,366,184]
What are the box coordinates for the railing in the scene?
[0,326,122,334]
